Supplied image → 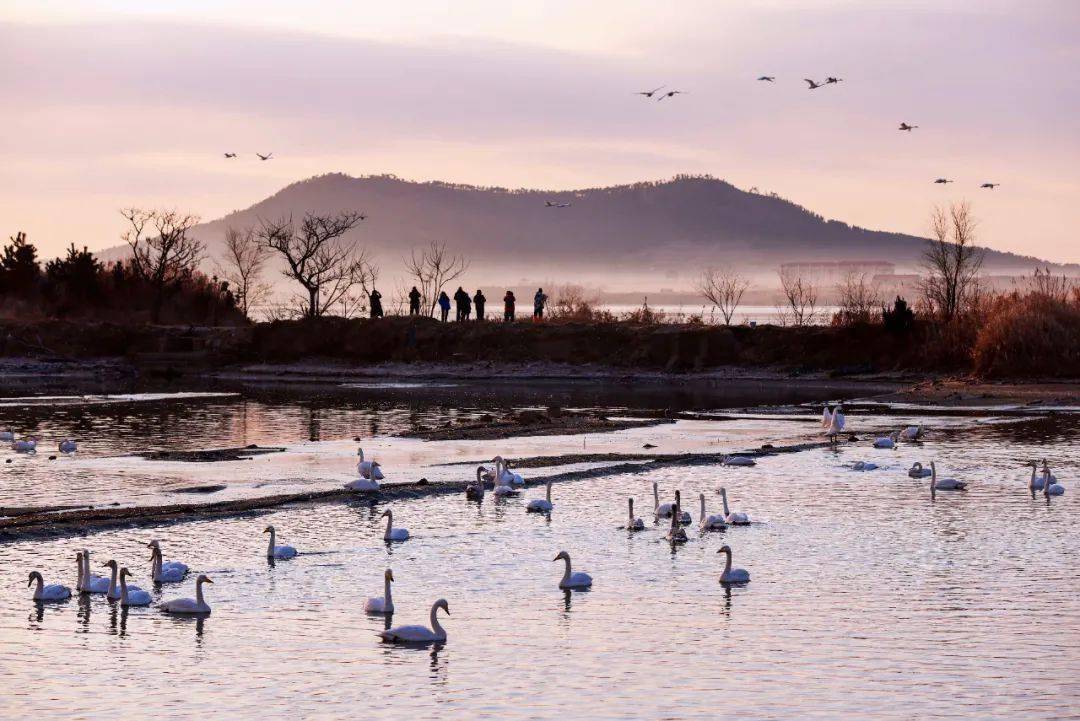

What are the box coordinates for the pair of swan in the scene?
[264,525,298,559]
[718,545,750,584]
[626,498,645,530]
[718,487,750,525]
[29,571,71,601]
[345,448,382,491]
[1031,461,1064,495]
[909,462,932,478]
[380,599,449,643]
[652,484,691,524]
[382,510,409,541]
[526,481,554,512]
[148,540,189,583]
[365,569,395,614]
[930,461,966,498]
[159,575,213,614]
[699,493,727,530]
[490,456,523,497]
[873,432,900,449]
[554,550,592,589]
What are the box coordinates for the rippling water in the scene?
[0,385,1076,719]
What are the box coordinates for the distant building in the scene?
[780,261,895,283]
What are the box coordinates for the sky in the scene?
[1,0,1078,263]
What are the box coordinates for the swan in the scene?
[873,432,900,449]
[717,545,750,584]
[118,568,153,607]
[909,462,932,478]
[12,437,37,453]
[1043,466,1064,497]
[718,487,750,525]
[1027,462,1047,491]
[653,482,675,518]
[364,569,395,614]
[899,425,922,441]
[699,493,727,530]
[821,405,832,429]
[493,456,524,487]
[356,448,384,480]
[148,544,188,583]
[344,475,380,492]
[147,540,189,575]
[0,428,13,442]
[930,461,966,498]
[824,406,845,444]
[554,551,593,589]
[28,571,71,601]
[103,560,144,601]
[264,525,298,559]
[1040,460,1058,485]
[626,498,645,531]
[526,481,554,512]
[58,439,77,454]
[465,466,486,501]
[79,550,110,594]
[673,490,692,525]
[666,503,688,543]
[381,510,409,541]
[852,461,879,471]
[159,575,213,615]
[379,599,449,644]
[722,455,756,467]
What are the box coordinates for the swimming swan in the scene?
[58,439,77,454]
[699,493,727,530]
[148,544,188,583]
[379,599,449,644]
[554,551,593,589]
[357,448,385,480]
[1043,466,1064,497]
[0,428,12,442]
[909,462,932,478]
[28,571,71,601]
[526,481,554,512]
[159,575,213,615]
[930,461,966,498]
[381,510,410,541]
[147,540,189,575]
[78,550,111,594]
[667,503,688,543]
[465,466,486,501]
[899,425,922,441]
[718,487,750,525]
[653,482,675,518]
[118,568,153,607]
[364,569,395,614]
[264,525,298,559]
[626,498,645,531]
[852,461,879,471]
[12,437,37,453]
[493,456,524,487]
[717,545,750,584]
[103,559,144,601]
[673,490,692,524]
[873,432,900,449]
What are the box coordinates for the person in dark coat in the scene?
[369,289,383,319]
[438,291,451,322]
[473,289,486,321]
[453,286,470,322]
[503,290,516,322]
[533,287,548,320]
[408,286,422,316]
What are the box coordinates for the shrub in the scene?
[972,292,1080,377]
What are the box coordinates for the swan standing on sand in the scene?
[103,559,143,600]
[28,571,71,601]
[899,425,922,441]
[380,599,449,643]
[357,448,384,480]
[58,439,77,454]
[930,461,966,499]
[148,543,188,583]
[909,462,932,478]
[626,498,645,531]
[700,493,727,530]
[118,568,153,607]
[526,481,554,512]
[873,432,900,449]
[365,569,395,614]
[554,551,593,589]
[718,487,750,525]
[381,510,409,541]
[159,575,213,615]
[264,525,298,559]
[653,482,675,518]
[78,550,111,594]
[824,406,845,445]
[465,466,486,501]
[717,545,750,584]
[12,437,37,453]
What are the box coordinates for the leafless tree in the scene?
[697,268,750,325]
[776,267,818,326]
[834,271,881,325]
[256,211,372,319]
[919,201,985,321]
[334,263,379,318]
[403,241,469,317]
[218,225,271,319]
[120,208,204,323]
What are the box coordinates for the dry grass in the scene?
[971,291,1080,378]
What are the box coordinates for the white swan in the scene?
[909,462,932,478]
[718,487,750,525]
[492,462,521,496]
[264,525,298,559]
[493,456,525,487]
[673,490,692,524]
[626,498,645,531]
[526,481,554,512]
[930,461,966,498]
[1043,466,1064,497]
[28,571,71,601]
[666,502,688,543]
[364,569,395,614]
[159,575,213,615]
[103,559,144,600]
[899,425,922,441]
[699,493,727,530]
[118,568,153,607]
[381,510,409,541]
[379,599,449,644]
[554,551,593,589]
[821,405,832,429]
[148,543,188,583]
[1027,462,1047,491]
[357,448,384,480]
[58,439,78,454]
[653,481,675,518]
[824,406,845,443]
[465,466,486,501]
[852,461,879,471]
[722,455,756,466]
[147,540,189,575]
[0,428,13,442]
[12,437,37,453]
[344,475,380,492]
[79,550,110,594]
[717,545,750,584]
[873,432,900,449]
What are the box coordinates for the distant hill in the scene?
[99,173,1068,285]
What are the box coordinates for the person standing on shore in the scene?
[533,287,548,321]
[408,286,421,316]
[438,291,451,322]
[462,290,472,320]
[503,290,516,322]
[454,286,469,322]
[369,289,383,319]
[473,289,486,321]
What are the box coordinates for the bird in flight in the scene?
[898,122,918,131]
[256,152,273,161]
[545,201,571,208]
[825,76,843,84]
[804,79,824,90]
[223,152,237,158]
[636,86,665,98]
[757,76,775,82]
[658,90,685,100]
[980,183,1000,189]
[934,178,954,184]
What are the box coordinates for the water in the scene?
[0,384,1076,719]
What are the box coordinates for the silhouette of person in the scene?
[503,290,516,322]
[369,289,383,319]
[533,287,548,321]
[473,289,486,321]
[408,286,421,316]
[438,291,451,322]
[454,286,470,321]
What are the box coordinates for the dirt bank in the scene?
[404,407,674,441]
[879,378,1080,407]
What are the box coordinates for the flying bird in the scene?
[804,79,824,89]
[980,183,1000,189]
[635,86,665,98]
[898,122,918,131]
[657,90,685,100]
[825,76,843,84]
[223,153,237,158]
[256,152,273,161]
[757,76,775,82]
[934,178,954,184]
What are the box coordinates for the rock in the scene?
[642,443,657,449]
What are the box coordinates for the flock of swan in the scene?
[1,428,76,458]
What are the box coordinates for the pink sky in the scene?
[1,1,1078,263]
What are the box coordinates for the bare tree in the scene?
[219,225,271,319]
[403,241,469,317]
[120,208,204,323]
[334,263,379,318]
[834,271,881,325]
[697,268,750,325]
[776,267,818,326]
[919,201,984,321]
[256,211,372,319]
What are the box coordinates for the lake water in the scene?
[0,382,1076,719]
